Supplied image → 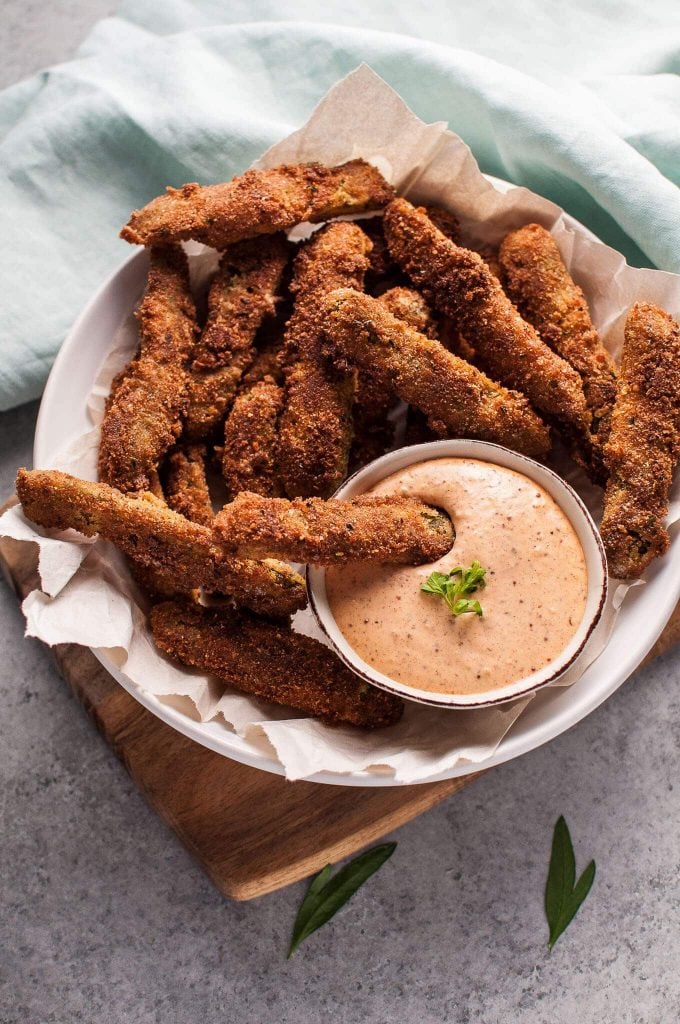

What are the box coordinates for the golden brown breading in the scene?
[99,245,198,492]
[16,469,306,617]
[214,491,453,565]
[241,338,285,387]
[379,286,438,337]
[322,289,551,458]
[362,217,397,288]
[383,199,591,444]
[161,444,214,527]
[277,222,372,498]
[184,235,290,440]
[425,205,461,243]
[499,223,617,478]
[350,287,438,470]
[599,303,680,579]
[121,160,395,249]
[150,600,404,729]
[223,381,284,498]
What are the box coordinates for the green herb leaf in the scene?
[420,572,450,596]
[452,598,484,617]
[289,863,333,953]
[421,561,487,617]
[287,843,396,958]
[545,816,596,950]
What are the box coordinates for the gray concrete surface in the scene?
[1,7,679,1024]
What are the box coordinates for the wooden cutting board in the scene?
[2,496,679,900]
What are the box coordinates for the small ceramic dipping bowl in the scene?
[307,439,608,709]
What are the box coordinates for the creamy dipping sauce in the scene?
[325,458,588,695]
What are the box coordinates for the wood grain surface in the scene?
[2,496,679,900]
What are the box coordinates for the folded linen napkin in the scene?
[1,1,679,409]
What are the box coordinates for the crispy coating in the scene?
[99,245,198,492]
[161,444,215,527]
[350,287,437,469]
[121,160,394,249]
[499,223,617,477]
[16,469,307,617]
[150,600,404,729]
[223,381,285,498]
[599,303,680,578]
[322,289,551,458]
[363,208,459,292]
[379,286,438,337]
[277,222,372,498]
[425,205,461,243]
[241,338,284,387]
[383,199,590,443]
[185,235,289,439]
[214,491,454,565]
[363,217,397,287]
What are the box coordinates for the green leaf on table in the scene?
[545,816,596,950]
[287,843,396,958]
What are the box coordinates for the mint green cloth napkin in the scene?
[1,1,679,410]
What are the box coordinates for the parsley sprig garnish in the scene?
[420,560,487,617]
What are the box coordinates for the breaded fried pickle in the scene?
[185,235,289,439]
[16,469,306,617]
[223,381,284,497]
[600,303,680,579]
[161,444,214,527]
[379,286,438,337]
[350,287,437,469]
[99,245,198,492]
[363,207,458,291]
[277,222,372,498]
[322,289,550,458]
[383,199,590,442]
[215,491,453,565]
[150,600,404,729]
[499,223,617,475]
[121,160,394,249]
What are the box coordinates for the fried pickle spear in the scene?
[223,381,284,498]
[363,207,459,292]
[350,287,438,469]
[379,286,438,336]
[499,223,617,477]
[185,235,290,440]
[121,160,394,249]
[383,199,590,445]
[599,303,680,578]
[151,600,404,729]
[99,245,198,493]
[322,289,550,458]
[277,222,372,498]
[161,444,215,527]
[215,491,453,565]
[16,469,306,617]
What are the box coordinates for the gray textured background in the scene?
[1,6,679,1023]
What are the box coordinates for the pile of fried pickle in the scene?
[17,159,680,729]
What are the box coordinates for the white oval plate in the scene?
[33,179,680,786]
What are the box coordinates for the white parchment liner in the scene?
[3,65,680,783]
